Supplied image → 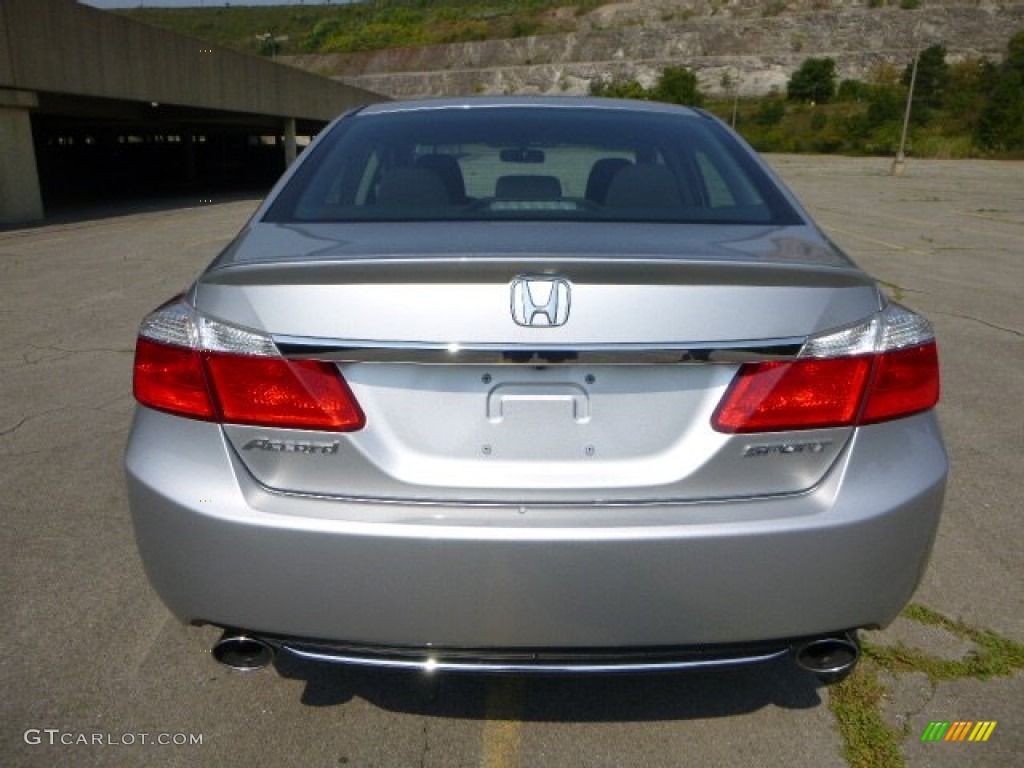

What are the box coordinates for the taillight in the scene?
[203,354,364,430]
[860,342,940,424]
[132,298,365,431]
[712,356,874,432]
[713,304,939,433]
[134,337,215,420]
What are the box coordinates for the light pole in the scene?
[731,69,740,129]
[720,69,740,129]
[256,33,289,60]
[891,44,920,177]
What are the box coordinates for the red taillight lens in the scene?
[133,336,364,431]
[861,342,940,424]
[133,337,215,420]
[712,341,940,433]
[712,357,874,433]
[203,354,365,431]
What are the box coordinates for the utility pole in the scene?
[891,44,920,177]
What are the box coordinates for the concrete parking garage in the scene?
[0,0,383,225]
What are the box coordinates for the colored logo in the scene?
[921,721,997,742]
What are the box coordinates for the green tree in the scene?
[945,57,998,134]
[865,85,905,127]
[653,66,704,106]
[977,29,1024,150]
[787,57,836,103]
[903,43,950,111]
[1006,26,1024,73]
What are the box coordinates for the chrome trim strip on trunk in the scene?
[272,337,805,365]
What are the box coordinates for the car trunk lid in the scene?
[197,224,879,504]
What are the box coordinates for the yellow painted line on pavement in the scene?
[480,678,525,768]
[961,210,1024,228]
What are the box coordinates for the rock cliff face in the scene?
[281,0,1024,99]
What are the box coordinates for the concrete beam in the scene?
[1,0,383,123]
[0,87,38,109]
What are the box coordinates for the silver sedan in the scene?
[125,97,947,683]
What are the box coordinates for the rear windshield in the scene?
[264,106,802,226]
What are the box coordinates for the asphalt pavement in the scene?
[2,156,1021,767]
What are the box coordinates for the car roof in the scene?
[357,96,704,118]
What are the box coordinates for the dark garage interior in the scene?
[29,96,322,208]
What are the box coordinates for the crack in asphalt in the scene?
[8,343,133,366]
[0,404,128,441]
[0,416,28,437]
[885,670,938,737]
[0,448,46,457]
[0,424,127,458]
[933,312,1024,338]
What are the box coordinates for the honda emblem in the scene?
[510,277,571,327]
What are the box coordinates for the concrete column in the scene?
[0,89,43,226]
[283,117,297,168]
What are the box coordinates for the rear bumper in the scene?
[125,407,946,651]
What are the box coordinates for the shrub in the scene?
[865,85,905,127]
[589,77,649,100]
[788,57,836,103]
[653,66,704,107]
[837,79,869,103]
[755,98,786,126]
[302,18,344,52]
[591,65,704,106]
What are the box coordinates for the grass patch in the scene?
[865,603,1024,683]
[828,603,1023,767]
[829,667,905,768]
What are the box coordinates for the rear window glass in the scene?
[264,106,801,226]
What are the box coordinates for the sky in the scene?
[82,1,356,8]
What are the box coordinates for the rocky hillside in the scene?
[282,0,1024,99]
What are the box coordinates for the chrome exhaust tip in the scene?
[794,632,859,683]
[212,631,275,671]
